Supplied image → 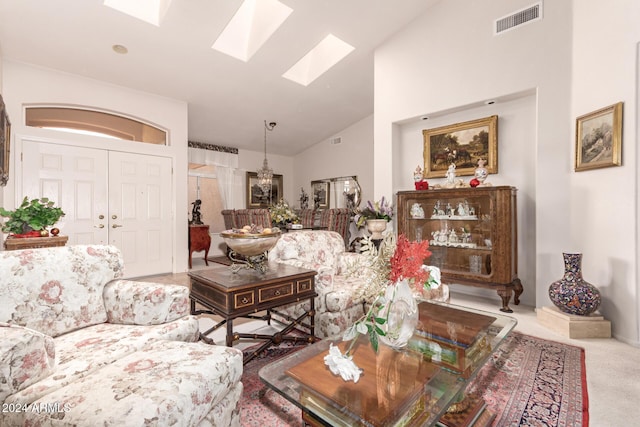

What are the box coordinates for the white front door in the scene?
[108,151,173,277]
[21,140,173,277]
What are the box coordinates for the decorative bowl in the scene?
[220,230,282,257]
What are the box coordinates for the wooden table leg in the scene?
[226,318,234,347]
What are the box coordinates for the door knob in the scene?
[112,215,118,220]
[98,215,105,220]
[93,224,105,229]
[112,224,123,228]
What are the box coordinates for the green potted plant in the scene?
[0,197,65,237]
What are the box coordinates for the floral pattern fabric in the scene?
[104,279,191,325]
[0,323,56,403]
[3,340,243,427]
[268,230,370,338]
[1,245,243,426]
[0,245,124,337]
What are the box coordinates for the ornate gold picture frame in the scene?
[575,102,622,172]
[423,115,498,179]
[0,94,10,187]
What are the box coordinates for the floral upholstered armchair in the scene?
[0,245,243,427]
[268,230,373,338]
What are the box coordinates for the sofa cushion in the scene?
[104,280,191,325]
[6,317,199,405]
[0,323,56,403]
[0,245,123,337]
[3,340,243,427]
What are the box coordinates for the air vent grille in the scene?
[495,2,542,35]
[330,137,342,145]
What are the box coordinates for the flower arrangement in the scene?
[269,199,299,227]
[327,234,439,382]
[324,278,418,382]
[390,234,437,294]
[354,196,393,228]
[347,234,437,302]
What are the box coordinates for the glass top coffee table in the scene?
[259,300,517,427]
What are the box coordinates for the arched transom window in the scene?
[25,106,167,145]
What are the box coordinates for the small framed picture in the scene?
[423,115,498,178]
[575,102,623,172]
[246,172,283,207]
[311,180,329,209]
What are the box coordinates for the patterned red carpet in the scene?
[239,332,587,426]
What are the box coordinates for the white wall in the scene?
[1,60,191,273]
[570,0,639,344]
[374,0,639,344]
[293,115,374,208]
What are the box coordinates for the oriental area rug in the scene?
[239,332,587,427]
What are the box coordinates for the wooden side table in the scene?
[4,236,69,250]
[188,224,211,268]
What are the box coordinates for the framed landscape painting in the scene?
[423,115,498,179]
[575,102,622,172]
[247,172,283,207]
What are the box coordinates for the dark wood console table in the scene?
[188,263,317,364]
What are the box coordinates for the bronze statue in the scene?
[190,199,203,225]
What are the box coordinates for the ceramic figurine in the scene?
[413,165,429,190]
[413,165,423,182]
[410,203,425,219]
[475,159,489,183]
[445,163,456,184]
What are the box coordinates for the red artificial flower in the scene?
[414,180,429,190]
[389,234,432,291]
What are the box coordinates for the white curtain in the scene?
[188,147,238,209]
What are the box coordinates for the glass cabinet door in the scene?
[402,194,494,278]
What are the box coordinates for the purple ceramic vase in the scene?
[548,253,601,316]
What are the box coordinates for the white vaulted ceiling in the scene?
[0,0,438,155]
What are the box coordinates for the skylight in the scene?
[282,34,355,86]
[104,0,173,27]
[212,0,293,62]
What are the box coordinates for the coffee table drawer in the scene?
[297,278,313,293]
[259,283,294,303]
[234,291,255,309]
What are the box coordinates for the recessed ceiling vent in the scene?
[330,137,342,145]
[494,2,542,35]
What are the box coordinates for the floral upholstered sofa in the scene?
[268,230,373,338]
[0,245,243,427]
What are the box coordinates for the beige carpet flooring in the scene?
[138,259,640,426]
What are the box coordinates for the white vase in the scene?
[366,219,388,239]
[378,279,419,349]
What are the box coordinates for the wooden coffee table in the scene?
[188,263,317,364]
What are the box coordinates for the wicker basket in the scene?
[4,236,68,251]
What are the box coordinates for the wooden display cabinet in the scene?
[397,186,522,312]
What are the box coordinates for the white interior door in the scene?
[108,151,173,277]
[22,140,109,244]
[21,140,173,277]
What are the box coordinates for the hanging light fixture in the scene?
[257,120,276,197]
